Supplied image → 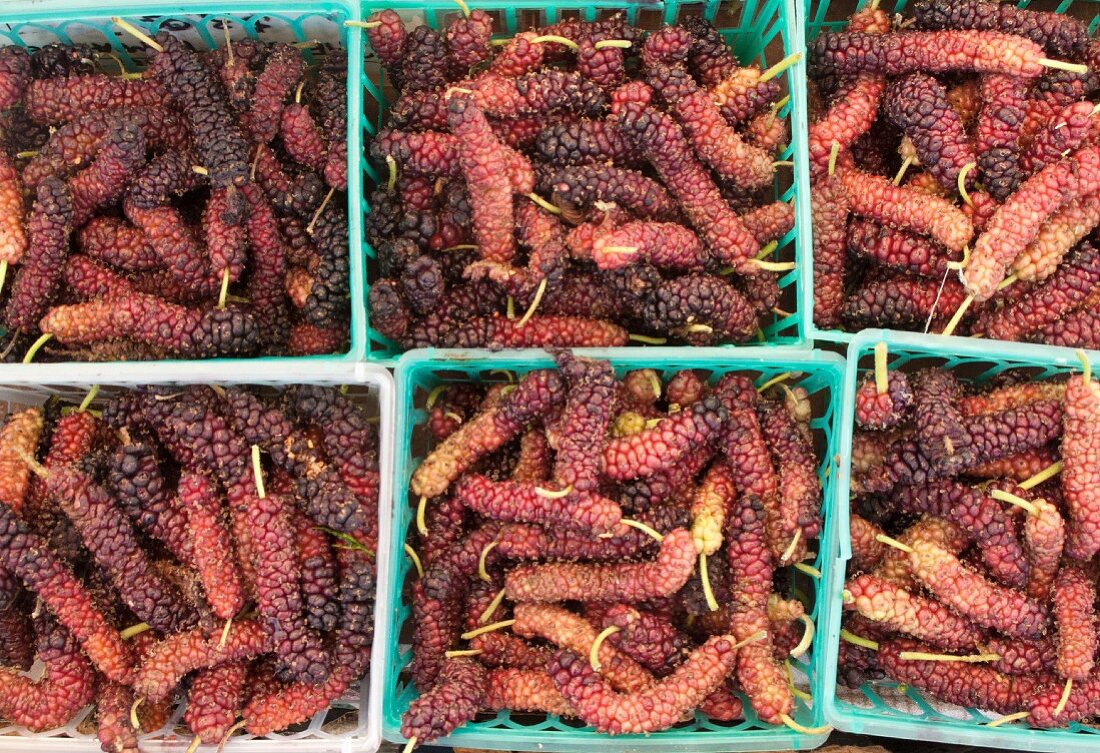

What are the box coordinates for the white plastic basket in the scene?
[0,360,394,753]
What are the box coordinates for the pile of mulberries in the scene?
[365,8,798,348]
[0,383,378,750]
[809,0,1100,347]
[843,344,1100,729]
[396,351,827,746]
[0,25,350,361]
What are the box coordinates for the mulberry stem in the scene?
[112,18,163,52]
[589,625,620,670]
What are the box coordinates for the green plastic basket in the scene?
[358,0,810,362]
[0,0,367,363]
[381,346,848,752]
[796,0,1100,346]
[821,328,1100,751]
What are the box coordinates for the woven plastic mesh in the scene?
[798,0,1100,345]
[382,348,845,752]
[360,0,807,360]
[822,328,1100,752]
[0,374,383,752]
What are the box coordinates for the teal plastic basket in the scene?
[358,0,810,362]
[821,328,1100,751]
[381,347,848,752]
[796,0,1100,346]
[0,0,367,363]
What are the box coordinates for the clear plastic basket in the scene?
[379,346,848,752]
[795,0,1100,346]
[820,328,1100,752]
[0,0,367,363]
[0,358,395,752]
[358,0,810,361]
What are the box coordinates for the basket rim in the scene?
[819,328,1100,751]
[0,0,368,365]
[358,0,812,360]
[380,345,847,752]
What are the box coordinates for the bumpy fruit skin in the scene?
[106,442,193,566]
[412,370,564,497]
[6,177,72,331]
[204,187,248,283]
[242,183,290,349]
[1023,100,1098,178]
[150,34,250,188]
[838,167,972,253]
[124,200,211,294]
[1029,674,1100,727]
[1062,366,1100,560]
[548,635,739,734]
[847,219,955,278]
[808,73,885,180]
[366,9,407,72]
[878,638,1053,715]
[972,243,1100,341]
[649,67,773,190]
[400,658,486,746]
[759,399,822,554]
[713,66,782,126]
[616,103,759,273]
[552,352,616,494]
[184,660,249,744]
[811,30,1051,79]
[642,274,758,345]
[986,635,1057,676]
[912,0,1090,57]
[966,146,1100,301]
[603,397,727,480]
[884,73,975,191]
[513,603,651,693]
[78,216,159,272]
[1014,194,1100,284]
[725,493,792,724]
[682,17,738,86]
[908,539,1048,639]
[178,472,243,621]
[855,372,913,430]
[849,513,887,572]
[41,294,260,359]
[48,466,195,634]
[0,153,26,265]
[550,164,678,222]
[1053,564,1097,682]
[505,528,695,603]
[281,103,327,173]
[486,668,575,716]
[0,503,133,684]
[134,619,270,702]
[810,175,849,329]
[973,74,1028,202]
[96,681,139,753]
[844,573,982,650]
[25,75,168,125]
[0,409,43,515]
[896,479,1028,589]
[689,461,737,556]
[454,474,621,534]
[447,94,514,264]
[536,119,641,166]
[598,604,693,674]
[223,388,365,534]
[843,273,969,331]
[244,43,304,145]
[0,617,95,733]
[577,37,625,88]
